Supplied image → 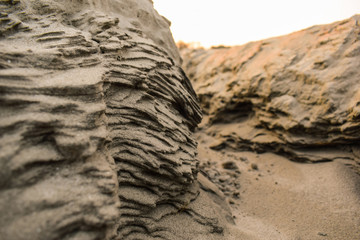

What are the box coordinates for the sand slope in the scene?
[197,136,360,239]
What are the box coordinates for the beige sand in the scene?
[197,132,360,239]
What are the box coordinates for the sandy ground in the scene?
[196,132,360,240]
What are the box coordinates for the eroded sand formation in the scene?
[180,15,360,240]
[0,1,243,239]
[181,15,360,168]
[1,1,360,239]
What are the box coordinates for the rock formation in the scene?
[180,15,360,173]
[2,1,359,238]
[0,1,241,239]
[179,15,360,240]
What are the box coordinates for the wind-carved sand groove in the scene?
[0,1,239,240]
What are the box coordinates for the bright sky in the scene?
[153,0,360,48]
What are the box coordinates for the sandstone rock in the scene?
[0,1,240,239]
[181,15,360,172]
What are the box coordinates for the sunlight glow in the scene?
[153,0,360,48]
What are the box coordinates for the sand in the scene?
[1,1,359,239]
[196,131,360,239]
[180,15,360,239]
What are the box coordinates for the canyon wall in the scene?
[181,15,360,173]
[0,1,238,239]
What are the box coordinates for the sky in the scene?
[153,0,360,48]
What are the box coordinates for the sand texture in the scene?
[0,1,243,239]
[180,15,360,239]
[1,1,360,239]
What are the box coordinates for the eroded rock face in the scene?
[180,15,360,172]
[0,1,236,239]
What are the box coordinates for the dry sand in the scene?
[196,131,360,240]
[2,1,359,239]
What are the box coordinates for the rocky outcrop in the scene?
[0,1,239,239]
[180,15,360,173]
